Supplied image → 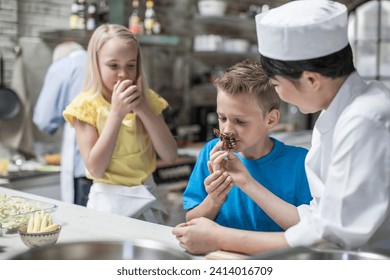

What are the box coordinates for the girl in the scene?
[63,24,177,223]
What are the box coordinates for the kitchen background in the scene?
[0,0,389,225]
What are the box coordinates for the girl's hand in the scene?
[204,161,233,205]
[111,78,146,118]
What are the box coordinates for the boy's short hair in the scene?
[213,59,280,115]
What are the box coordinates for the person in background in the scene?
[173,0,390,255]
[63,24,177,223]
[33,41,92,206]
[183,60,312,232]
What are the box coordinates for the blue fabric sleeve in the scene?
[33,63,68,134]
[182,139,218,210]
[33,53,86,135]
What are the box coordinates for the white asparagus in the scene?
[25,210,59,233]
[27,215,34,233]
[40,224,59,233]
[32,212,40,233]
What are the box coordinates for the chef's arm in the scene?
[218,227,289,254]
[173,217,289,255]
[237,176,300,230]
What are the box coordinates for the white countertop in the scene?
[0,186,194,260]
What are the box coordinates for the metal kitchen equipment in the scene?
[0,50,21,120]
[11,239,192,260]
[249,246,390,260]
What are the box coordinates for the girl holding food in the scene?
[63,24,177,223]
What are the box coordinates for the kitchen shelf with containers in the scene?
[39,29,180,48]
[189,13,258,107]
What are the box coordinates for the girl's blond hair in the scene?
[84,24,151,151]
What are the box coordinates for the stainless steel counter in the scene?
[1,170,61,200]
[0,186,194,260]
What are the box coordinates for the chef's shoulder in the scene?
[344,82,390,127]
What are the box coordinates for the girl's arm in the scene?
[136,108,178,163]
[127,75,177,163]
[74,80,134,178]
[73,111,124,178]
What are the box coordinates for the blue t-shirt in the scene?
[183,137,312,232]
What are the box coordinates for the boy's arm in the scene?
[173,217,289,255]
[186,194,224,221]
[186,162,233,221]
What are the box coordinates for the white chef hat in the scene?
[255,0,348,61]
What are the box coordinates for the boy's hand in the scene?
[209,141,228,172]
[208,148,253,192]
[172,217,222,254]
[204,160,233,205]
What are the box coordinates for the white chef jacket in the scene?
[33,50,87,203]
[285,72,390,251]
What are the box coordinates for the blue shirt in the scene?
[183,137,312,231]
[33,50,87,177]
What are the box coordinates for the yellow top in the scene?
[63,89,168,186]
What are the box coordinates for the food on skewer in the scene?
[213,128,237,152]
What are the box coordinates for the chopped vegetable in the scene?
[0,194,44,232]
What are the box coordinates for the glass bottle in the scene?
[129,0,143,35]
[97,0,109,25]
[77,0,87,29]
[144,0,156,35]
[69,0,80,30]
[0,144,10,177]
[86,2,97,30]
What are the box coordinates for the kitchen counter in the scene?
[0,186,194,260]
[1,170,61,200]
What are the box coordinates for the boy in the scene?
[182,60,312,232]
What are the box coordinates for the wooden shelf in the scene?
[193,14,257,42]
[39,29,180,47]
[194,15,256,32]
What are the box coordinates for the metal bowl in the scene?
[250,246,390,260]
[11,240,192,260]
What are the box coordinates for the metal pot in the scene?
[0,51,21,120]
[11,239,193,260]
[249,246,390,260]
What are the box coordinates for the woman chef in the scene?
[173,0,390,255]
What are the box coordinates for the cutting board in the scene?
[205,250,248,260]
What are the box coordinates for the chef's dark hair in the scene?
[260,44,355,80]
